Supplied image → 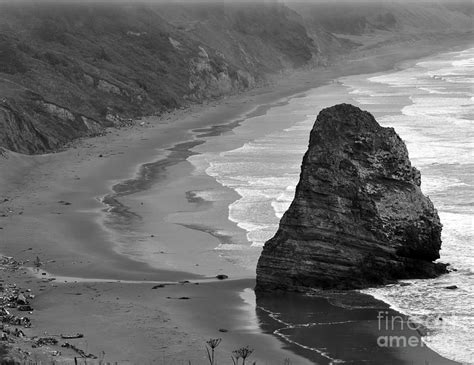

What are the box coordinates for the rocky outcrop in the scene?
[0,103,48,154]
[187,46,255,100]
[0,96,104,154]
[256,104,445,292]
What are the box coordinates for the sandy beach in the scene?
[0,36,471,364]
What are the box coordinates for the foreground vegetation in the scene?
[0,338,294,364]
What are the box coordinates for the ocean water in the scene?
[188,47,473,363]
[189,84,350,247]
[347,48,474,364]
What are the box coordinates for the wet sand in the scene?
[0,36,471,363]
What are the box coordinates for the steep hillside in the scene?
[0,1,472,154]
[0,2,318,153]
[287,1,473,58]
[156,3,319,72]
[289,1,473,35]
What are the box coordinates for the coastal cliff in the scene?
[0,1,472,154]
[256,104,446,291]
[0,2,317,154]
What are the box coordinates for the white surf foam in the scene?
[351,47,474,364]
[186,46,473,363]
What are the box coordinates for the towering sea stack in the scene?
[256,104,446,292]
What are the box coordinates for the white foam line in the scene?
[358,289,444,356]
[257,305,346,364]
[273,328,345,364]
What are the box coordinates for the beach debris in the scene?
[218,328,228,333]
[152,284,165,289]
[2,327,26,338]
[60,333,84,339]
[179,280,190,284]
[58,200,72,206]
[17,305,33,312]
[1,332,14,343]
[16,294,28,305]
[445,285,458,290]
[0,254,63,363]
[216,274,228,280]
[0,256,22,270]
[0,264,35,326]
[61,342,97,359]
[1,332,10,342]
[33,336,58,347]
[1,313,31,327]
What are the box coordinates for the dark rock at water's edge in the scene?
[256,104,446,292]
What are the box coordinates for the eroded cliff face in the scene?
[256,104,446,292]
[0,96,104,154]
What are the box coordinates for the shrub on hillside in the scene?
[0,37,28,74]
[36,19,68,44]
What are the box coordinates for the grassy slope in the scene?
[0,2,318,153]
[0,1,472,154]
[288,1,473,57]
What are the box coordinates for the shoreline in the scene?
[97,37,474,280]
[1,36,472,363]
[342,46,474,364]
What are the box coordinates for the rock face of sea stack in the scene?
[256,104,446,292]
